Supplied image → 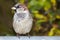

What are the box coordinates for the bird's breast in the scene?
[13,17,33,34]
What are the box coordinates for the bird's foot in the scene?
[16,33,20,39]
[27,33,30,38]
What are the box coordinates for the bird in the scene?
[11,3,33,36]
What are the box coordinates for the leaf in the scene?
[51,0,56,6]
[55,29,60,36]
[48,27,56,36]
[56,15,60,19]
[32,11,47,19]
[44,1,51,11]
[19,0,25,4]
[28,0,47,11]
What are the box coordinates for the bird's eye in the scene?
[16,6,19,8]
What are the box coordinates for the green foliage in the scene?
[27,0,60,36]
[28,0,46,11]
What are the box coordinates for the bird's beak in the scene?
[11,7,16,10]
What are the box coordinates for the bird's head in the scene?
[11,3,28,13]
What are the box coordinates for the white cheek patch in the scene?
[16,8,24,13]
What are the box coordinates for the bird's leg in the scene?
[16,33,20,39]
[27,33,30,38]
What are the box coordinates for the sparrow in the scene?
[11,3,33,36]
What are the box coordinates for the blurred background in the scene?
[0,0,60,36]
